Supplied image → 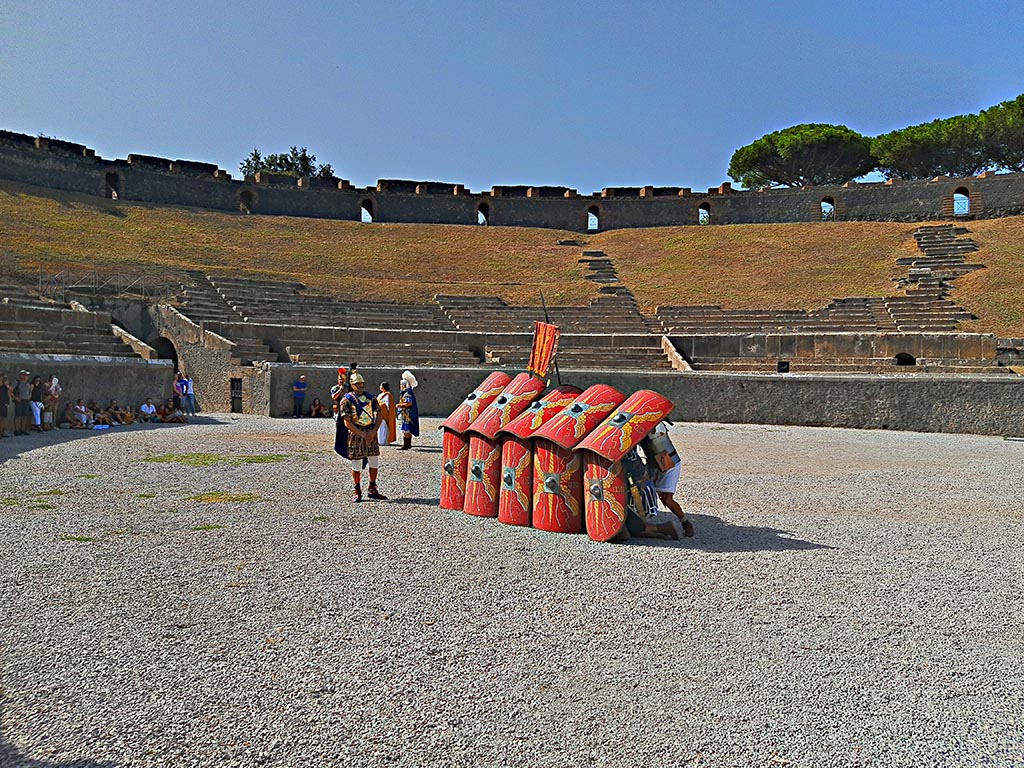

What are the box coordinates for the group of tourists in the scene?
[64,396,189,429]
[0,370,62,437]
[0,366,198,438]
[333,367,420,503]
[172,372,198,417]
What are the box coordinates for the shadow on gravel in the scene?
[0,418,225,465]
[410,446,443,454]
[0,703,119,767]
[681,514,833,553]
[389,497,442,506]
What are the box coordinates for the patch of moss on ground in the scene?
[137,492,157,498]
[77,473,101,479]
[192,523,226,531]
[61,535,96,542]
[145,453,226,467]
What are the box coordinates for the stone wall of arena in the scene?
[0,354,174,414]
[3,130,1024,231]
[266,365,1024,437]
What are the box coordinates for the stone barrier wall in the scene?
[0,354,174,415]
[266,365,1024,437]
[3,130,1023,231]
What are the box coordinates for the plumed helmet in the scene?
[349,371,365,385]
[401,370,418,389]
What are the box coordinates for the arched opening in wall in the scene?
[821,197,836,221]
[953,188,970,215]
[104,172,121,200]
[698,203,711,225]
[239,190,256,214]
[361,200,374,223]
[894,352,917,366]
[151,337,179,371]
[587,206,600,232]
[477,203,489,226]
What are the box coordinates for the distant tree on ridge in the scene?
[872,115,989,180]
[727,124,876,189]
[979,94,1024,173]
[240,146,335,179]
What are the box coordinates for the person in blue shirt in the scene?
[292,375,308,417]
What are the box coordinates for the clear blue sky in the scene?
[2,0,1022,193]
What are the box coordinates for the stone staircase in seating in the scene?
[0,303,141,358]
[208,275,455,331]
[659,223,1004,374]
[434,248,668,370]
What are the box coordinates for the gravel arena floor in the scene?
[1,415,1023,768]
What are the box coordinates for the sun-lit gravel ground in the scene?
[1,415,1023,768]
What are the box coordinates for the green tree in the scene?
[727,124,876,189]
[979,94,1024,172]
[873,115,988,179]
[239,146,335,179]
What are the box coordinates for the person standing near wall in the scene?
[376,382,397,445]
[172,372,185,411]
[292,375,308,417]
[29,376,45,432]
[182,374,197,416]
[395,370,420,450]
[12,370,32,436]
[43,375,61,430]
[0,373,11,438]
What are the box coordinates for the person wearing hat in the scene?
[395,370,420,450]
[335,371,387,502]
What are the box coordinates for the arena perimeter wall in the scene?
[2,355,1017,436]
[4,130,1024,230]
[266,366,1024,437]
[0,354,174,415]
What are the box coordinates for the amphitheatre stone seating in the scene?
[281,339,481,367]
[675,332,1010,375]
[0,304,141,358]
[0,283,65,310]
[437,294,653,335]
[207,275,455,331]
[484,333,673,371]
[657,303,893,334]
[177,271,246,324]
[201,321,481,368]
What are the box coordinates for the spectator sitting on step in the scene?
[309,397,328,418]
[106,400,126,425]
[71,399,92,428]
[88,400,112,426]
[157,398,188,424]
[139,398,157,422]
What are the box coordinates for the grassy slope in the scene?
[1,179,1022,335]
[593,222,913,311]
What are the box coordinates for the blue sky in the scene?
[2,1,1022,193]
